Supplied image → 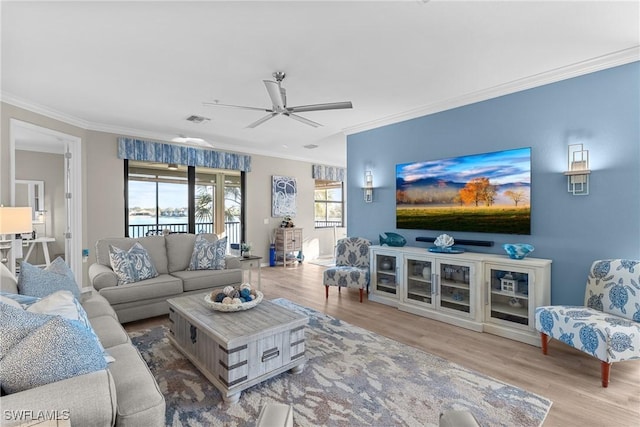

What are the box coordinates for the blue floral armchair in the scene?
[323,237,371,303]
[535,259,640,387]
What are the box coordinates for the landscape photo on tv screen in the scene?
[396,147,531,235]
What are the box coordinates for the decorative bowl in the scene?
[204,290,263,312]
[503,243,534,260]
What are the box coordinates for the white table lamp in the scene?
[0,206,33,273]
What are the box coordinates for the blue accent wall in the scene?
[347,62,640,305]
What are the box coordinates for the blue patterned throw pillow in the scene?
[0,303,51,360]
[109,242,159,285]
[18,258,80,299]
[188,236,227,270]
[0,315,107,394]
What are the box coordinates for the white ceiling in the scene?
[2,1,639,166]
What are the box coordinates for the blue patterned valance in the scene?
[312,164,346,181]
[117,137,251,172]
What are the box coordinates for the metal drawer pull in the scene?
[261,347,280,362]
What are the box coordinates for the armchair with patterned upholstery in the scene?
[323,237,371,303]
[535,259,640,387]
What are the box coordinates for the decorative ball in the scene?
[240,288,251,299]
[248,294,255,300]
[228,290,239,299]
[239,297,246,303]
[214,292,226,303]
[222,297,233,304]
[223,285,235,296]
[240,283,252,291]
[250,289,257,296]
[232,298,242,305]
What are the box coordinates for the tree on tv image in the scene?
[396,177,530,235]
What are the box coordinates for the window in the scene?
[125,161,243,244]
[314,180,343,228]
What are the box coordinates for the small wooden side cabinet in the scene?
[275,228,302,267]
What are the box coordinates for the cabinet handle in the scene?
[262,347,280,362]
[190,325,198,344]
[485,281,489,305]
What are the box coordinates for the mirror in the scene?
[15,179,45,222]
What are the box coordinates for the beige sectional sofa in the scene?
[88,233,242,323]
[0,266,165,427]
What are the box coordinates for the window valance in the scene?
[312,164,346,181]
[117,137,251,172]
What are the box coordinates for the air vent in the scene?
[186,115,211,124]
[303,144,319,149]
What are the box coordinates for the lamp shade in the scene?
[0,207,33,234]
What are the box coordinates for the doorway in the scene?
[9,119,83,286]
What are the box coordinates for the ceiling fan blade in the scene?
[263,80,285,109]
[285,113,322,128]
[246,113,278,128]
[203,101,270,112]
[288,101,353,113]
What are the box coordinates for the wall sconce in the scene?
[563,143,590,195]
[363,170,373,203]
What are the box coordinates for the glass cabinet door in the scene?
[486,266,531,327]
[437,262,472,315]
[405,257,434,306]
[373,253,398,295]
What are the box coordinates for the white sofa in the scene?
[0,264,165,427]
[89,233,242,323]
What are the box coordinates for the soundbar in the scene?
[416,237,494,247]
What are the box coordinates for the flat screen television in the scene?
[396,147,531,235]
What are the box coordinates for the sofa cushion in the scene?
[98,274,183,305]
[81,290,118,320]
[188,235,227,271]
[90,315,131,348]
[0,262,18,293]
[18,258,80,299]
[109,243,159,285]
[96,236,168,274]
[171,268,243,292]
[165,233,197,272]
[0,315,107,394]
[107,343,166,426]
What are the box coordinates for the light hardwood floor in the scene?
[125,263,640,426]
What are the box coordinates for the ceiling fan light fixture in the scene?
[167,163,179,171]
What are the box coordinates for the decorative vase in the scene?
[380,258,392,270]
[422,266,431,279]
[503,243,534,260]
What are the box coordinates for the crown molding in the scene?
[0,93,345,166]
[343,46,640,135]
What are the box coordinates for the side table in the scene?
[238,255,262,290]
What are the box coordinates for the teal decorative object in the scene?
[503,243,534,260]
[379,232,407,247]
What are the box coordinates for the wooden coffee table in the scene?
[167,293,308,403]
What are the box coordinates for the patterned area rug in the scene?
[129,299,552,427]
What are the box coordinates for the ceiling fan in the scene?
[203,71,353,128]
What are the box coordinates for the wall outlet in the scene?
[264,218,269,225]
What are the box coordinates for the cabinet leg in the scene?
[223,391,241,404]
[291,363,305,374]
[601,361,611,388]
[325,285,329,299]
[359,288,363,303]
[540,332,549,355]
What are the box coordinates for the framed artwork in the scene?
[272,175,297,217]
